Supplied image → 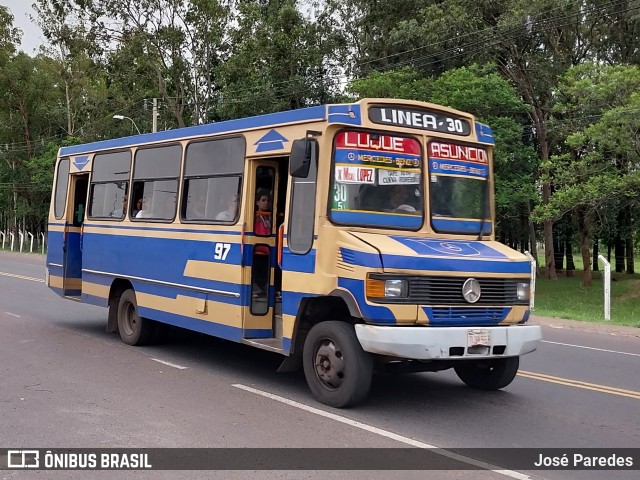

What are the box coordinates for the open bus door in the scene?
[242,160,284,345]
[62,173,89,296]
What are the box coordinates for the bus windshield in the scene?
[428,141,491,234]
[329,130,424,230]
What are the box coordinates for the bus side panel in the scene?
[80,226,268,342]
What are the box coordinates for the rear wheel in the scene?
[454,357,519,390]
[117,289,155,346]
[303,321,373,408]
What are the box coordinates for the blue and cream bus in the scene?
[46,98,541,407]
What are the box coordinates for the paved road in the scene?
[1,252,639,480]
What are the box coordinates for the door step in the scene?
[63,295,82,302]
[243,338,283,353]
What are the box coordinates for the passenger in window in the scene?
[132,197,143,217]
[120,194,128,217]
[252,188,272,297]
[190,193,207,219]
[135,198,152,219]
[387,184,416,213]
[215,195,238,221]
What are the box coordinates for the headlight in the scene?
[366,277,408,299]
[517,282,530,302]
[385,279,408,297]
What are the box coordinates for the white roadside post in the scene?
[0,231,5,249]
[597,255,611,321]
[524,251,536,310]
[28,232,34,253]
[18,231,24,253]
[10,232,15,251]
[40,232,46,254]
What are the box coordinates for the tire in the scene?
[303,321,373,408]
[117,289,155,346]
[454,357,519,390]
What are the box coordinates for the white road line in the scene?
[150,358,188,370]
[4,312,21,318]
[0,271,45,283]
[233,384,530,480]
[541,340,640,357]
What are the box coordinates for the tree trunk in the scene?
[525,200,539,273]
[626,237,634,274]
[614,235,625,273]
[577,211,592,287]
[565,238,575,277]
[554,225,564,271]
[624,205,634,274]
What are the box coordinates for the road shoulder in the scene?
[531,314,640,339]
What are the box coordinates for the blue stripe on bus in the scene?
[337,278,396,324]
[432,218,493,234]
[82,269,245,305]
[281,291,321,317]
[136,306,249,343]
[281,248,316,273]
[331,210,423,229]
[60,106,328,156]
[339,247,382,268]
[339,247,529,274]
[328,104,362,125]
[282,337,292,353]
[82,292,108,307]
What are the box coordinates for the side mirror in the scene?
[290,138,318,178]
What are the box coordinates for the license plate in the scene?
[468,329,490,347]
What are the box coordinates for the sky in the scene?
[3,0,45,54]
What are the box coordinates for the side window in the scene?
[182,136,246,223]
[131,144,182,222]
[288,155,317,254]
[54,158,70,219]
[89,151,131,219]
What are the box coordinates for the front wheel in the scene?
[117,289,155,346]
[454,357,519,390]
[303,321,373,408]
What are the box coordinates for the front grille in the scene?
[425,307,510,326]
[408,276,520,305]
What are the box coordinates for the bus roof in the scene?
[59,99,491,157]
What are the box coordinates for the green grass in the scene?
[534,272,640,328]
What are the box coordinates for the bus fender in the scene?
[329,288,363,319]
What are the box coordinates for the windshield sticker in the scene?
[334,166,376,184]
[429,142,488,179]
[378,169,421,185]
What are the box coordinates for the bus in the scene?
[46,98,541,407]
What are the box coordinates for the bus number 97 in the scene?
[214,243,231,260]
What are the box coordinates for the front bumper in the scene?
[355,324,542,360]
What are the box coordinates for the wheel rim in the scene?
[313,337,345,389]
[122,300,138,337]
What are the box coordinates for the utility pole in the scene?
[152,98,158,133]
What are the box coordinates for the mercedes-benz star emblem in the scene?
[462,278,481,303]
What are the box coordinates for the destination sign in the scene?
[369,106,471,136]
